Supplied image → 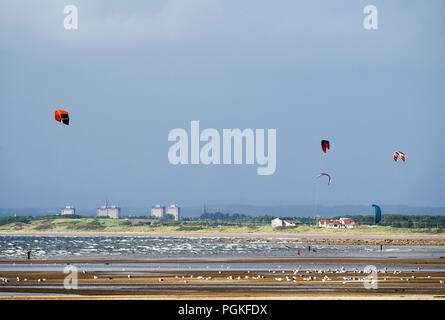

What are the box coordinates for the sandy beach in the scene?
[1,256,444,300]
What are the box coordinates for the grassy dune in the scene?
[0,218,444,236]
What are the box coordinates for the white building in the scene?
[166,204,180,221]
[151,205,165,218]
[97,201,120,219]
[61,206,75,215]
[271,218,300,227]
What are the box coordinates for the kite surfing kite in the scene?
[393,150,405,162]
[55,109,69,125]
[316,173,332,185]
[372,204,382,224]
[321,140,330,153]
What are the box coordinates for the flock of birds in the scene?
[1,264,444,287]
[79,265,445,285]
[0,276,47,283]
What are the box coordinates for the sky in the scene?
[0,0,444,209]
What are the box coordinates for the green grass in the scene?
[0,217,443,235]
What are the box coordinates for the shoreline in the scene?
[2,230,445,238]
[2,256,445,265]
[1,231,445,246]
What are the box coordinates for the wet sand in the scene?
[1,257,444,300]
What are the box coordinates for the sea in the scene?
[0,235,444,260]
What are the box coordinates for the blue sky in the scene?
[0,0,444,209]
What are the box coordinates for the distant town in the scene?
[21,202,441,230]
[61,203,365,228]
[60,201,181,221]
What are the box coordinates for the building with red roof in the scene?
[318,217,359,229]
